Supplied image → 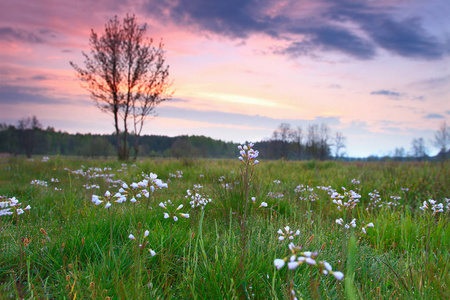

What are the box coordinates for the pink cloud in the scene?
[1,0,449,157]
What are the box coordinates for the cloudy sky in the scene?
[1,0,449,157]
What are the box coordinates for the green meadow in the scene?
[0,152,449,299]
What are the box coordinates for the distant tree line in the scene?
[0,120,113,158]
[255,123,347,161]
[0,119,344,160]
[368,121,449,162]
[1,117,448,161]
[0,117,237,159]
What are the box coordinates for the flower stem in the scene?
[109,206,114,256]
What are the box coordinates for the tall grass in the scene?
[0,156,449,299]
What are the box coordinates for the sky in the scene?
[1,0,449,157]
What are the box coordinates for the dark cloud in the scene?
[371,90,426,102]
[167,0,272,38]
[143,0,447,60]
[424,113,444,119]
[370,90,402,99]
[364,17,444,59]
[0,84,55,104]
[283,26,375,59]
[0,27,60,44]
[0,27,43,43]
[410,75,450,90]
[0,84,92,108]
[326,0,446,60]
[0,84,73,104]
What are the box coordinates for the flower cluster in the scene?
[420,199,445,215]
[317,185,334,193]
[331,188,361,211]
[91,172,168,208]
[116,163,128,173]
[64,166,116,183]
[238,143,259,166]
[169,170,183,178]
[141,172,169,192]
[351,178,360,185]
[0,196,31,216]
[351,178,361,191]
[251,197,268,208]
[91,191,113,208]
[361,222,375,234]
[266,192,284,199]
[336,218,374,233]
[185,185,211,209]
[274,243,344,280]
[387,195,401,207]
[367,190,381,209]
[128,228,156,256]
[366,190,402,210]
[31,179,48,186]
[159,200,190,221]
[221,183,234,190]
[83,184,100,190]
[295,184,319,202]
[335,218,356,229]
[295,184,314,193]
[277,226,300,241]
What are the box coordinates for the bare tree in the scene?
[411,137,427,161]
[270,123,293,159]
[274,123,292,158]
[306,124,319,159]
[130,41,172,160]
[71,17,123,158]
[318,124,331,160]
[71,14,171,160]
[291,126,303,160]
[334,132,346,159]
[433,121,449,160]
[393,147,405,160]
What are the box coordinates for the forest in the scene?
[0,118,447,161]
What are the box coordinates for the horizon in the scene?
[1,0,449,158]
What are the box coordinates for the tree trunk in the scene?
[122,117,129,161]
[133,136,139,161]
[113,106,122,160]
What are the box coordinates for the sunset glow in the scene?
[1,0,449,157]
